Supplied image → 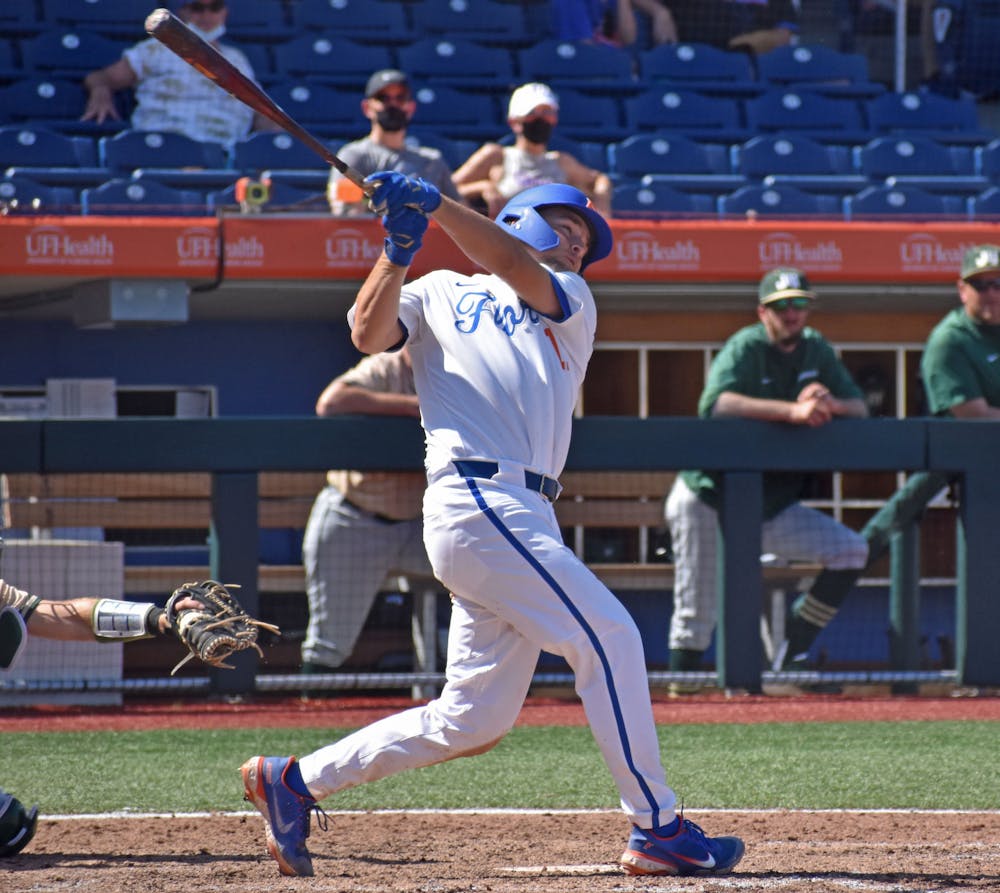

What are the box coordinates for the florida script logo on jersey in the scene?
[453,284,541,337]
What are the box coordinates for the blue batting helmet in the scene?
[495,183,612,271]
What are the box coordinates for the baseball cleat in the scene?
[620,816,745,876]
[241,755,323,877]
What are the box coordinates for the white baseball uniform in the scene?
[298,267,677,829]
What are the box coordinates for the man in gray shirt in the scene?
[327,69,462,214]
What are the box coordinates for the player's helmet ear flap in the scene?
[495,183,613,271]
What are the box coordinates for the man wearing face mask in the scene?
[453,83,613,218]
[327,69,462,215]
[81,0,279,146]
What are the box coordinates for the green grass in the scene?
[3,722,997,814]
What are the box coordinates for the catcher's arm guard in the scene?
[166,580,280,675]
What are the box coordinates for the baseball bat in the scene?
[144,8,370,194]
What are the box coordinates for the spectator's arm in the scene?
[558,154,613,216]
[317,380,420,418]
[81,58,136,123]
[948,397,1000,420]
[728,27,794,55]
[615,0,639,46]
[632,0,678,44]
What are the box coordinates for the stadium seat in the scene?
[0,37,18,80]
[0,77,87,124]
[218,0,294,42]
[855,135,988,195]
[930,0,1000,99]
[0,124,96,167]
[978,139,1000,181]
[843,183,965,219]
[548,87,628,142]
[232,131,331,173]
[19,28,127,78]
[0,173,76,212]
[968,186,1000,218]
[397,37,516,90]
[864,90,993,144]
[129,168,240,192]
[612,181,716,218]
[608,134,744,194]
[755,44,884,98]
[409,0,531,46]
[206,179,326,212]
[410,85,500,140]
[40,0,151,40]
[99,129,227,173]
[623,88,749,143]
[744,89,871,143]
[516,39,637,93]
[0,1,43,35]
[637,42,759,97]
[3,164,108,188]
[718,183,842,218]
[272,34,394,87]
[733,134,866,195]
[265,81,367,136]
[81,177,205,215]
[496,131,608,171]
[404,128,468,170]
[292,0,413,43]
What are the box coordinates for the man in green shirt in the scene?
[665,267,869,681]
[778,244,1000,668]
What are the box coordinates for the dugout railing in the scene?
[0,416,997,695]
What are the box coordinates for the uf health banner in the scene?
[2,215,999,283]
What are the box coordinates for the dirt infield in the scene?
[6,694,1000,892]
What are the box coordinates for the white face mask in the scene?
[190,23,226,42]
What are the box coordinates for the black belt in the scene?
[453,460,560,502]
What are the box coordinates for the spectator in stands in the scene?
[81,0,280,146]
[550,0,679,47]
[777,244,1000,669]
[669,0,799,55]
[452,82,613,217]
[664,268,869,688]
[327,69,462,215]
[300,348,437,682]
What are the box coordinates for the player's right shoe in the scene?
[240,755,322,877]
[620,816,745,876]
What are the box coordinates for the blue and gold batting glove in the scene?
[366,171,441,216]
[382,206,429,267]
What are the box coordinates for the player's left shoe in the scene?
[620,816,745,876]
[241,755,325,877]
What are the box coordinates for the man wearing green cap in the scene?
[776,244,1000,669]
[665,267,869,687]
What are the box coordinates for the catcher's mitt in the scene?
[166,580,280,675]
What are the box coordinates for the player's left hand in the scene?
[382,206,429,267]
[366,171,441,216]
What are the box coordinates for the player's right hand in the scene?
[366,171,441,216]
[382,206,429,267]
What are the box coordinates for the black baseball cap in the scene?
[365,69,410,99]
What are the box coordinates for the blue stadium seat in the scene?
[612,181,716,218]
[238,44,276,86]
[410,85,499,140]
[0,173,76,212]
[0,1,43,36]
[3,164,108,188]
[0,37,19,79]
[718,183,842,218]
[855,135,987,195]
[81,177,205,215]
[292,0,413,42]
[405,128,467,170]
[0,124,96,167]
[397,37,515,90]
[218,0,295,42]
[755,43,884,98]
[0,77,87,124]
[129,168,240,192]
[744,89,871,143]
[733,134,866,195]
[608,134,744,194]
[206,179,326,212]
[623,88,749,143]
[496,131,608,171]
[968,186,1000,218]
[265,81,367,136]
[272,34,394,87]
[516,39,637,93]
[637,42,759,97]
[410,0,530,47]
[978,139,1000,181]
[40,0,152,40]
[930,0,1000,99]
[99,129,227,172]
[865,90,993,144]
[844,184,965,219]
[232,131,331,173]
[19,28,126,78]
[549,88,628,142]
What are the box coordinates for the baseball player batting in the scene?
[240,176,745,878]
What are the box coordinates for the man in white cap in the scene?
[453,82,613,217]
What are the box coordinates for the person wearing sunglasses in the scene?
[82,0,279,145]
[663,267,869,692]
[327,69,463,216]
[774,244,1000,673]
